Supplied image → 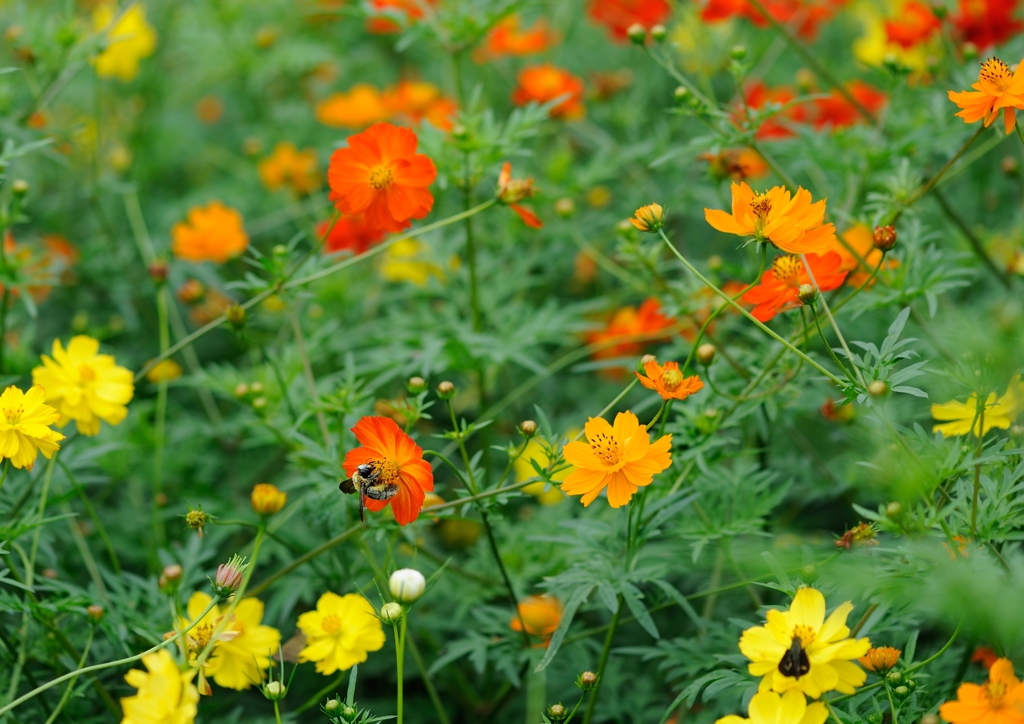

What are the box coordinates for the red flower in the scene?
[813,81,888,131]
[952,0,1023,51]
[742,252,848,322]
[318,215,387,255]
[476,15,559,61]
[740,82,810,139]
[586,0,671,42]
[885,1,941,48]
[366,0,436,34]
[587,298,677,365]
[701,0,848,40]
[343,416,434,526]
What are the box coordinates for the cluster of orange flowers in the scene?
[881,0,1022,51]
[316,80,458,131]
[701,0,849,40]
[739,80,888,139]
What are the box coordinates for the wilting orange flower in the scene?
[561,411,672,507]
[705,182,838,254]
[859,647,901,673]
[512,65,586,120]
[342,416,434,525]
[885,1,941,48]
[510,595,564,640]
[587,298,676,364]
[636,359,704,401]
[828,224,899,287]
[700,148,769,183]
[366,0,436,33]
[171,202,249,263]
[835,521,877,549]
[327,123,437,234]
[974,647,1000,670]
[940,658,1024,724]
[813,82,888,130]
[319,215,387,255]
[258,142,321,195]
[949,57,1024,135]
[497,162,542,228]
[586,0,671,42]
[739,82,810,140]
[821,398,856,423]
[951,0,1023,51]
[742,252,847,321]
[383,80,458,131]
[701,0,848,40]
[476,15,559,61]
[316,84,391,128]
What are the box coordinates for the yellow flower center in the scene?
[984,680,1007,708]
[79,364,96,383]
[368,164,395,190]
[772,255,802,286]
[4,404,24,424]
[751,193,772,220]
[191,624,213,652]
[791,624,816,646]
[589,430,621,466]
[980,57,1012,91]
[322,614,342,635]
[661,368,684,391]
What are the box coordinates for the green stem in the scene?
[972,408,984,536]
[463,158,482,332]
[0,460,10,496]
[43,628,94,724]
[810,307,857,384]
[801,255,865,387]
[59,458,121,574]
[290,306,332,448]
[406,630,452,724]
[273,700,282,724]
[582,597,622,724]
[152,287,170,553]
[394,615,407,724]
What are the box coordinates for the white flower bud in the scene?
[389,568,426,604]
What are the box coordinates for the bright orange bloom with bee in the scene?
[742,253,847,322]
[948,57,1024,135]
[327,123,437,234]
[342,416,434,526]
[636,359,704,401]
[477,15,559,60]
[171,202,249,263]
[512,65,586,120]
[704,182,837,254]
[940,658,1024,724]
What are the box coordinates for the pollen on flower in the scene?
[771,255,803,285]
[980,57,1012,87]
[369,165,395,190]
[322,614,342,635]
[751,193,773,218]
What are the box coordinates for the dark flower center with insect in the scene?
[778,626,814,678]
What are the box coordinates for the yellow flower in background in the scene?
[716,690,828,724]
[120,649,198,724]
[851,1,936,77]
[145,359,182,384]
[931,375,1024,438]
[179,592,281,691]
[739,587,871,698]
[250,483,287,516]
[0,385,65,471]
[92,3,157,82]
[33,336,135,436]
[378,238,448,287]
[297,592,385,675]
[514,433,579,505]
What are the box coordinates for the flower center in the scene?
[751,193,772,220]
[191,624,213,652]
[661,368,684,391]
[985,680,1008,708]
[980,57,1012,91]
[772,255,803,286]
[322,614,342,635]
[3,405,23,424]
[79,364,96,383]
[589,430,621,466]
[368,164,395,190]
[791,624,816,646]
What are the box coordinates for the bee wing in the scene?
[339,478,357,495]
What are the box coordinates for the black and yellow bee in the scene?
[339,462,400,522]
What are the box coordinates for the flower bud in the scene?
[906,678,917,691]
[250,381,265,394]
[697,344,716,366]
[263,680,286,700]
[234,382,250,398]
[650,24,667,42]
[342,705,358,722]
[576,670,599,691]
[272,244,287,258]
[886,501,902,518]
[873,225,897,251]
[251,483,287,517]
[922,714,940,724]
[962,42,978,60]
[211,555,248,598]
[629,203,665,233]
[185,508,208,538]
[159,564,183,594]
[451,123,468,140]
[673,86,689,104]
[87,604,105,623]
[554,197,576,218]
[800,564,819,584]
[380,601,404,624]
[868,380,888,396]
[148,258,169,285]
[389,568,427,604]
[797,284,817,304]
[547,703,568,722]
[11,179,28,197]
[886,670,902,686]
[225,303,246,328]
[626,23,646,45]
[519,420,538,438]
[730,45,747,60]
[407,376,427,394]
[436,381,456,399]
[893,685,910,699]
[324,699,340,713]
[1002,156,1019,176]
[252,396,268,411]
[177,279,205,304]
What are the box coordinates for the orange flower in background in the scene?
[700,148,769,182]
[742,252,848,322]
[940,658,1024,724]
[258,142,321,195]
[497,162,543,228]
[561,410,672,507]
[586,0,671,42]
[510,595,564,640]
[316,84,391,128]
[171,201,249,263]
[813,82,888,130]
[366,0,436,33]
[705,182,838,254]
[512,65,586,120]
[318,215,387,255]
[828,224,899,287]
[740,82,809,139]
[587,298,676,364]
[974,647,1000,670]
[195,95,224,124]
[636,359,704,401]
[948,57,1024,135]
[343,416,434,525]
[477,15,559,61]
[383,80,458,131]
[859,646,901,673]
[885,1,941,48]
[701,0,847,40]
[327,123,437,234]
[952,0,1023,51]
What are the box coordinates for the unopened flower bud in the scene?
[252,396,268,411]
[437,381,456,399]
[673,86,689,104]
[159,564,183,594]
[626,23,646,45]
[380,601,404,624]
[211,555,248,597]
[962,42,978,60]
[264,680,286,700]
[577,670,599,691]
[177,279,205,304]
[650,24,667,42]
[225,304,246,328]
[1002,156,1019,176]
[873,225,897,251]
[893,685,910,699]
[324,699,340,713]
[342,706,358,721]
[148,258,169,284]
[922,715,939,724]
[548,703,568,721]
[12,179,28,197]
[272,244,287,258]
[886,501,902,518]
[868,380,888,396]
[730,45,747,60]
[636,354,656,373]
[250,381,265,395]
[554,197,576,218]
[251,483,287,517]
[185,508,207,538]
[797,284,817,304]
[629,203,665,233]
[697,344,716,366]
[887,670,903,686]
[87,604,105,623]
[451,124,468,140]
[519,419,538,438]
[390,568,427,604]
[800,564,819,584]
[234,382,250,398]
[407,376,427,394]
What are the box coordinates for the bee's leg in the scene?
[359,492,365,522]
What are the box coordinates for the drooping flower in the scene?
[715,690,828,724]
[258,142,321,196]
[92,3,157,82]
[949,57,1024,136]
[827,224,899,288]
[859,647,901,674]
[510,595,564,640]
[636,359,704,401]
[318,215,387,256]
[297,592,386,675]
[931,375,1024,437]
[742,252,848,322]
[586,298,677,367]
[940,658,1024,724]
[739,587,871,697]
[33,336,134,436]
[812,82,888,131]
[630,203,666,233]
[497,162,542,228]
[327,123,437,234]
[476,15,559,61]
[120,650,199,724]
[171,202,249,264]
[586,0,672,42]
[511,65,586,120]
[705,182,838,254]
[382,80,458,131]
[315,84,391,128]
[560,411,672,508]
[342,415,434,525]
[0,386,64,471]
[951,0,1024,51]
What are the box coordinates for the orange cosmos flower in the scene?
[949,57,1024,135]
[813,82,888,131]
[586,0,671,42]
[318,215,387,255]
[742,252,847,321]
[512,65,586,120]
[700,148,769,183]
[636,359,704,401]
[587,298,677,365]
[342,416,434,526]
[828,224,899,287]
[940,658,1024,724]
[859,646,901,673]
[327,123,437,234]
[510,595,564,641]
[497,162,542,228]
[952,0,1023,51]
[316,84,391,128]
[974,648,1000,670]
[701,0,845,39]
[476,15,559,61]
[739,82,810,140]
[561,411,672,507]
[383,80,458,131]
[705,182,837,254]
[258,142,321,196]
[885,1,941,48]
[366,0,436,33]
[171,202,249,263]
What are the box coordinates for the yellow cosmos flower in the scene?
[716,690,828,724]
[378,238,448,286]
[92,3,157,82]
[120,649,199,724]
[739,587,871,698]
[33,336,135,436]
[514,433,579,505]
[145,359,182,384]
[851,1,936,76]
[297,592,385,676]
[931,375,1024,438]
[178,592,281,691]
[0,385,65,471]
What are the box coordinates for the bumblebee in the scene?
[777,635,810,678]
[339,462,400,522]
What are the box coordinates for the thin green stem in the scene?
[289,306,332,448]
[152,286,170,553]
[811,307,856,384]
[59,459,121,574]
[406,630,452,724]
[801,255,865,387]
[972,409,984,536]
[0,460,10,496]
[43,627,94,724]
[582,598,622,724]
[394,614,407,724]
[274,700,282,724]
